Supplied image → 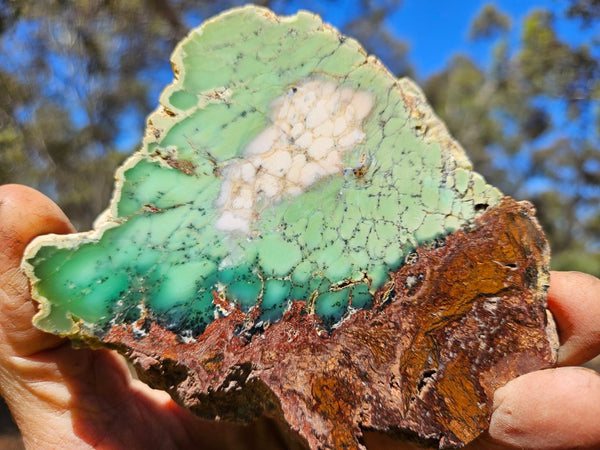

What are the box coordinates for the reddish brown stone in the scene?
[99,198,557,449]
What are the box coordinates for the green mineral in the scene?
[23,6,501,338]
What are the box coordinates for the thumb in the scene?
[0,184,75,357]
[488,367,600,449]
[0,185,293,450]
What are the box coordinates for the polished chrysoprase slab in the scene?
[22,6,557,449]
[24,7,500,338]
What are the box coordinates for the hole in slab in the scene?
[383,288,396,304]
[404,252,418,265]
[417,370,437,393]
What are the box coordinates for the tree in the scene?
[566,0,600,24]
[0,0,409,230]
[468,3,511,40]
[0,0,193,227]
[424,4,600,275]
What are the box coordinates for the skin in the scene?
[0,184,599,449]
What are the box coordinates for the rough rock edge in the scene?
[88,198,558,449]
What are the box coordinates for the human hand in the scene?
[1,184,599,449]
[0,184,286,449]
[484,270,600,449]
[366,270,600,450]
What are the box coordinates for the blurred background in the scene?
[0,0,598,447]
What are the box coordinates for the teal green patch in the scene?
[315,289,350,326]
[350,284,373,309]
[24,6,503,337]
[260,279,292,322]
[229,275,262,312]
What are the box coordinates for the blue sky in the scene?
[386,0,544,78]
[387,0,595,78]
[263,0,595,80]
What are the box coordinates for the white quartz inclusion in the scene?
[216,80,374,232]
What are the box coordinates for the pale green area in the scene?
[26,6,501,336]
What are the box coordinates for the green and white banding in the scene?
[23,6,501,338]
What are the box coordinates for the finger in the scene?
[0,185,128,447]
[489,367,600,449]
[0,185,265,449]
[0,184,75,357]
[547,271,600,366]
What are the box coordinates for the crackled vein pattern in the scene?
[24,7,502,338]
[216,80,373,233]
[21,6,559,449]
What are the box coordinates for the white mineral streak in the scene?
[216,80,373,233]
